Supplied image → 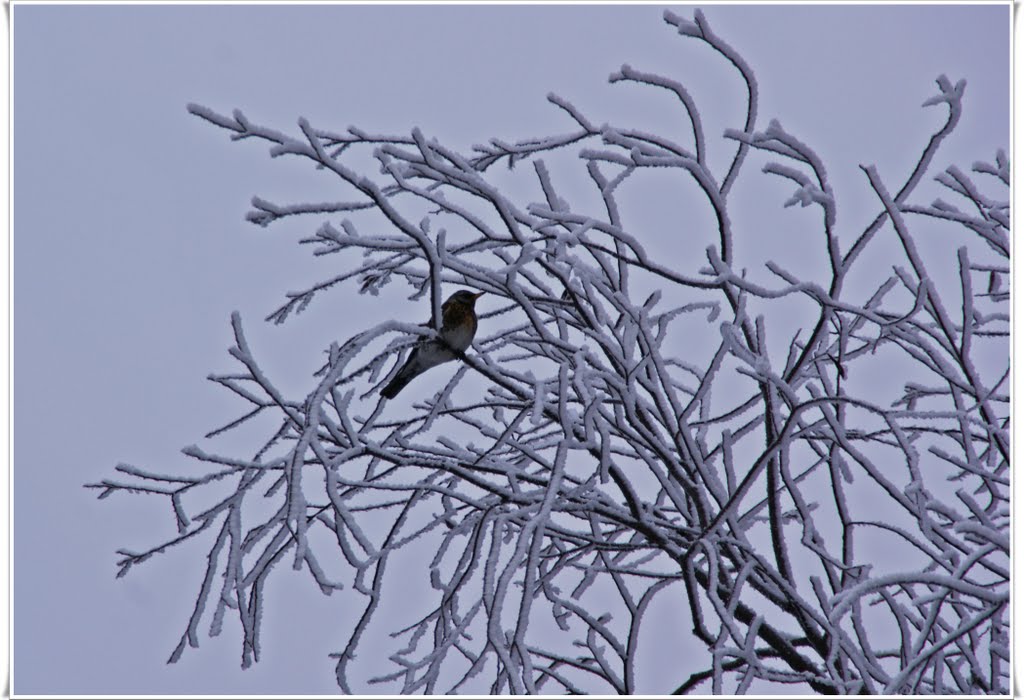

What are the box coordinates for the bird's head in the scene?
[448,290,485,306]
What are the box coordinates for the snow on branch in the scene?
[95,11,1007,696]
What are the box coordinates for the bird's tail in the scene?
[380,373,410,400]
[380,344,428,400]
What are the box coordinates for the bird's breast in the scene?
[442,321,476,352]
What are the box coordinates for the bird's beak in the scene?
[472,292,485,301]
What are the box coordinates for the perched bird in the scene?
[380,290,485,399]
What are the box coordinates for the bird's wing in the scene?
[441,299,466,332]
[422,297,453,330]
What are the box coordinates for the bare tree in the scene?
[89,9,1009,695]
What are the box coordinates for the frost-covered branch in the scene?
[91,9,1008,695]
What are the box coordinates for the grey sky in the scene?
[12,3,1008,695]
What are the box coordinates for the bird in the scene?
[380,290,485,399]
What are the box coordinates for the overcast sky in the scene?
[12,3,1009,695]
